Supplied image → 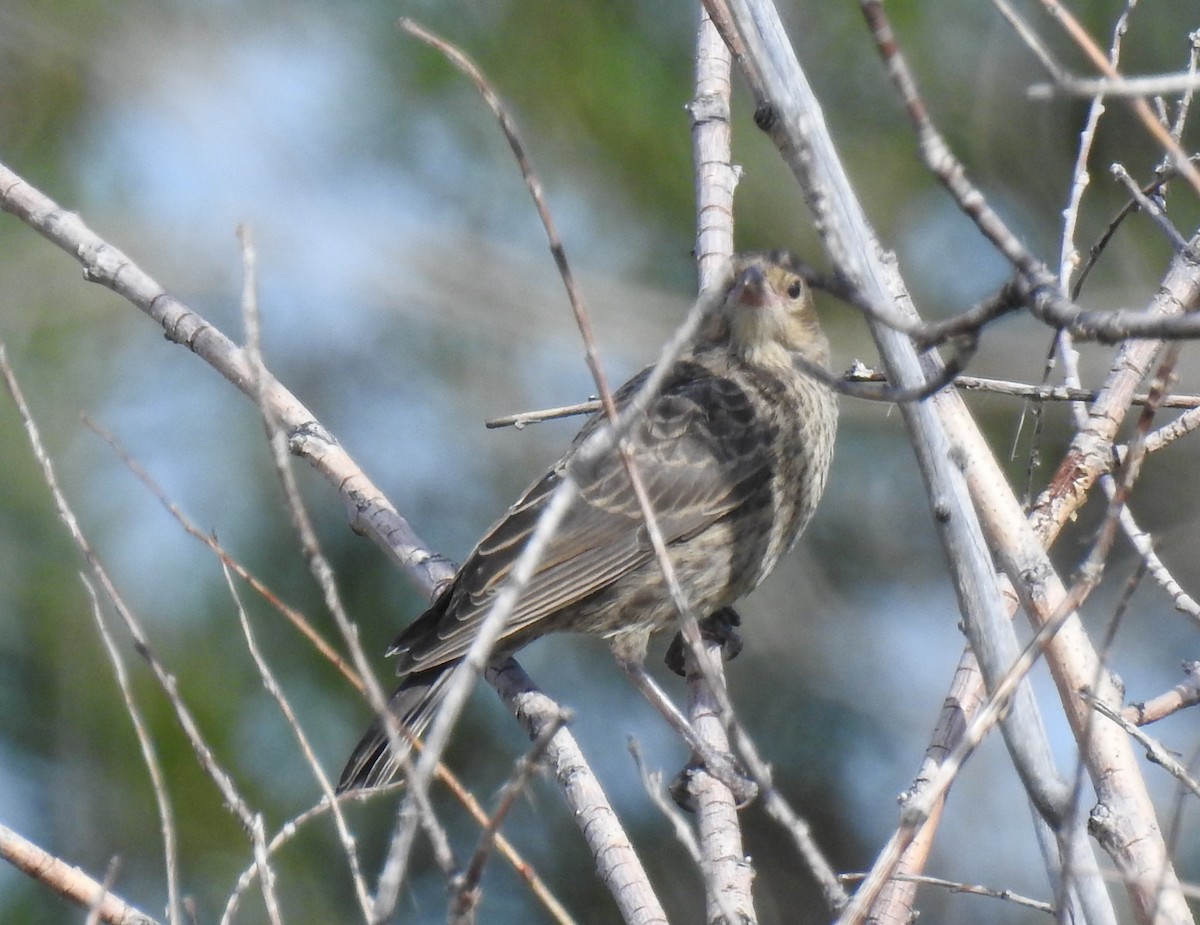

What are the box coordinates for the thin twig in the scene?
[840,870,1054,915]
[1085,695,1200,799]
[82,578,182,925]
[956,376,1200,409]
[1070,161,1200,301]
[1,341,282,918]
[0,145,597,925]
[620,663,755,803]
[84,415,361,687]
[1033,0,1200,196]
[1100,478,1200,622]
[449,711,571,925]
[1123,663,1200,726]
[1029,71,1200,99]
[241,226,461,908]
[221,558,374,920]
[218,227,285,925]
[628,740,702,864]
[1110,163,1190,252]
[1168,31,1199,142]
[487,372,1200,432]
[484,399,599,430]
[990,0,1067,82]
[224,783,395,919]
[83,858,122,925]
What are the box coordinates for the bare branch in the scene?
[82,578,182,925]
[484,399,600,430]
[628,741,702,864]
[0,158,620,925]
[0,344,279,905]
[487,661,667,923]
[221,558,374,919]
[691,5,739,291]
[1111,163,1190,253]
[688,13,758,920]
[1029,71,1200,99]
[843,870,1054,915]
[1123,663,1200,727]
[1085,695,1200,799]
[702,1,1190,922]
[450,711,572,925]
[1031,0,1200,196]
[0,822,159,925]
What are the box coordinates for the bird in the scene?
[337,250,838,792]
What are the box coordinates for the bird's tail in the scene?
[336,665,457,793]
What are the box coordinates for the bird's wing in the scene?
[391,360,776,672]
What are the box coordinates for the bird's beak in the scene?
[731,264,770,308]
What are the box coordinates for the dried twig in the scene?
[1031,0,1200,196]
[1085,694,1200,799]
[484,399,600,430]
[1,342,284,919]
[628,740,702,864]
[1110,163,1190,253]
[704,2,1190,923]
[82,578,182,925]
[1123,663,1200,727]
[0,821,159,925]
[1029,71,1200,99]
[220,556,374,920]
[449,711,571,925]
[486,372,1200,433]
[0,155,599,925]
[840,870,1053,915]
[84,416,362,686]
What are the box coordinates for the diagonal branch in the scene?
[0,159,660,925]
[702,2,1193,924]
[0,821,159,925]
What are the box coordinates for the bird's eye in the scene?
[786,280,803,299]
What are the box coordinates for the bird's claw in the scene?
[669,756,759,811]
[664,606,744,677]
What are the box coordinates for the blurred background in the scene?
[1,1,1198,922]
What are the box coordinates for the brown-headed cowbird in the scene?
[337,251,838,791]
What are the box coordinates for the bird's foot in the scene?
[670,757,759,811]
[664,606,743,677]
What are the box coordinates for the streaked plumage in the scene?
[338,251,838,791]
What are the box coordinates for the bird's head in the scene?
[699,251,830,372]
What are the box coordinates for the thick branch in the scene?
[702,2,1190,923]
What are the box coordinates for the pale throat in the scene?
[734,339,793,370]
